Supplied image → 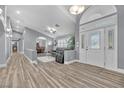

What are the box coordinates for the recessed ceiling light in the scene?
[16,10,20,14]
[16,20,20,23]
[6,28,11,32]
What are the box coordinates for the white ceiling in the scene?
[7,5,78,38]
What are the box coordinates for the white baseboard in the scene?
[0,64,7,68]
[64,61,74,64]
[111,68,124,74]
[117,68,124,73]
[79,60,124,74]
[74,60,80,62]
[64,59,80,64]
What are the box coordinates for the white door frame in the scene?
[104,25,118,70]
[79,32,87,63]
[79,24,117,70]
[86,28,105,67]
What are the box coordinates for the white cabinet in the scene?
[24,49,37,61]
[64,50,76,64]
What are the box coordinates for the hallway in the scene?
[0,53,124,88]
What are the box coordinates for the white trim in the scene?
[79,59,124,74]
[108,68,124,74]
[74,60,80,62]
[64,59,80,64]
[116,68,124,74]
[80,13,117,26]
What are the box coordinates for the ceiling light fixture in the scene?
[6,28,11,32]
[69,5,85,15]
[16,20,20,24]
[47,27,56,34]
[48,27,51,31]
[16,10,20,15]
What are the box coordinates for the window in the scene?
[90,32,100,49]
[57,37,70,48]
[81,34,85,49]
[108,30,114,49]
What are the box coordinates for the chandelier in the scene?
[69,5,85,15]
[48,27,56,34]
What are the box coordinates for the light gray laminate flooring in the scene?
[0,53,124,88]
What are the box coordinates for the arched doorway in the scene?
[36,37,46,54]
[79,5,117,70]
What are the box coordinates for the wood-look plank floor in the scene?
[0,53,124,88]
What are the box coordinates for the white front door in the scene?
[79,26,117,69]
[79,32,87,63]
[80,29,105,67]
[86,29,105,67]
[104,25,117,69]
